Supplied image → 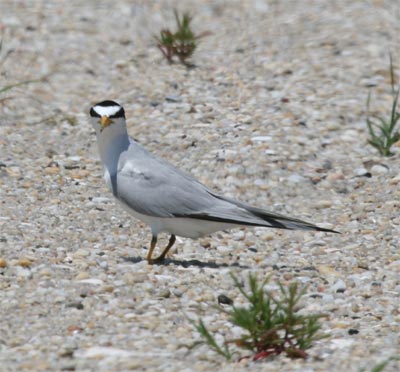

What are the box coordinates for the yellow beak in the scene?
[100,115,112,129]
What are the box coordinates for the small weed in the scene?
[0,36,46,101]
[366,55,400,156]
[360,356,400,372]
[0,79,43,95]
[155,10,209,66]
[189,273,327,362]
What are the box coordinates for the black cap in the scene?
[90,100,125,119]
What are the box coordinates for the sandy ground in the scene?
[0,1,399,371]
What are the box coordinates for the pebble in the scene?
[314,200,333,209]
[1,2,398,372]
[92,197,112,204]
[340,129,359,142]
[69,169,90,179]
[330,339,354,349]
[389,173,400,184]
[370,164,389,175]
[172,288,184,297]
[39,268,52,277]
[122,273,147,284]
[157,289,171,298]
[326,172,345,181]
[251,136,272,142]
[73,249,90,258]
[17,258,33,267]
[99,261,108,269]
[354,167,369,176]
[74,272,89,280]
[78,278,105,286]
[79,346,133,359]
[15,267,33,279]
[165,95,182,103]
[68,156,81,162]
[332,279,347,293]
[44,167,60,175]
[322,294,335,303]
[287,174,307,184]
[216,245,231,254]
[58,345,76,357]
[217,294,234,305]
[317,266,342,279]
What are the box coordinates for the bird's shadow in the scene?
[121,256,249,269]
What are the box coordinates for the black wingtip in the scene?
[315,226,340,234]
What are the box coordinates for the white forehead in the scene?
[93,105,121,117]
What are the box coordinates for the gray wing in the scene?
[115,142,219,217]
[115,141,337,233]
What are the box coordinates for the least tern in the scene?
[90,100,337,263]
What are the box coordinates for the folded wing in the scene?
[115,142,337,233]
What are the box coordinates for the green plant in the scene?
[360,356,400,372]
[189,274,327,361]
[366,55,400,156]
[155,10,209,66]
[0,79,42,95]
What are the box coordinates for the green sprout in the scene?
[366,55,400,156]
[189,273,327,361]
[360,356,400,372]
[155,10,209,66]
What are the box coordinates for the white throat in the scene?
[95,119,129,175]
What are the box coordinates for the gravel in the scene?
[0,1,399,371]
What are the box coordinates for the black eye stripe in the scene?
[90,107,101,118]
[109,107,125,119]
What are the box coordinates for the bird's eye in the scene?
[90,107,101,118]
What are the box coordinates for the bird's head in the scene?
[89,100,126,134]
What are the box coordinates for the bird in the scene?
[89,100,337,264]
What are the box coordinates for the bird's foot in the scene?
[147,255,166,265]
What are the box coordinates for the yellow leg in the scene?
[152,235,176,263]
[146,235,157,262]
